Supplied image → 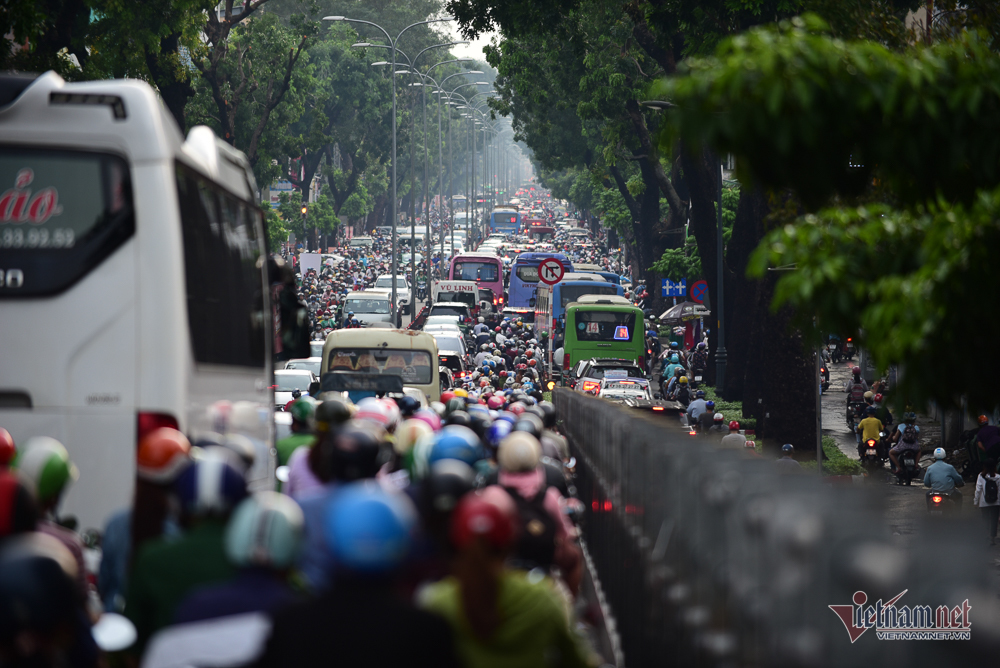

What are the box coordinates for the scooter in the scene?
[820,364,830,392]
[842,337,856,361]
[847,401,867,430]
[926,489,962,516]
[896,448,920,486]
[861,438,882,470]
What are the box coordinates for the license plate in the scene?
[866,449,877,456]
[828,344,837,350]
[930,510,942,516]
[694,376,703,382]
[846,343,854,348]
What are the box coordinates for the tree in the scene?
[659,16,1000,410]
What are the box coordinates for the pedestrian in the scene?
[974,459,1000,545]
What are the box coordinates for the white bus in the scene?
[0,72,274,530]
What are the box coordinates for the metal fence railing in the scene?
[554,387,1000,668]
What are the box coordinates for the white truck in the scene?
[431,280,491,318]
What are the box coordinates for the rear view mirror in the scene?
[308,380,321,397]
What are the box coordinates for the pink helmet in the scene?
[487,396,505,410]
[412,408,442,432]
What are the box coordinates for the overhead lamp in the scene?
[323,16,345,21]
[464,70,484,75]
[352,42,371,48]
[394,70,411,74]
[475,82,491,86]
[371,61,390,66]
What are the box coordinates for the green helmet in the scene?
[445,397,466,416]
[289,397,317,425]
[15,437,78,503]
[540,331,549,338]
[225,492,304,569]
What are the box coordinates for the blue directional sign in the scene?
[661,278,687,297]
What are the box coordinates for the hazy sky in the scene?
[447,26,496,63]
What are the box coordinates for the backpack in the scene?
[503,485,557,570]
[902,423,918,444]
[985,476,999,505]
[848,382,867,402]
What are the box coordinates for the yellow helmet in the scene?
[679,376,688,384]
[453,388,469,398]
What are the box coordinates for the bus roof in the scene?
[322,328,438,352]
[559,272,606,282]
[572,263,603,272]
[571,294,633,306]
[513,252,570,263]
[452,254,502,262]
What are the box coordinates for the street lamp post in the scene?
[324,15,452,323]
[715,156,727,393]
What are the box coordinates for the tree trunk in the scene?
[722,188,769,401]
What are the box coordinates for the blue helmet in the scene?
[695,390,706,399]
[671,354,679,363]
[325,482,417,573]
[428,426,482,467]
[486,419,513,452]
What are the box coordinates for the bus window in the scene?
[515,265,538,283]
[453,261,499,282]
[327,348,433,385]
[575,310,636,342]
[559,284,617,308]
[0,149,135,297]
[177,163,266,367]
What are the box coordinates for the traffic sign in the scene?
[661,278,686,297]
[690,279,708,304]
[538,258,565,285]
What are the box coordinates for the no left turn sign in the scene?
[538,258,566,285]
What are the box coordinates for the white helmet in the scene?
[497,432,541,473]
[934,447,946,460]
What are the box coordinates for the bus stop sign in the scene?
[538,258,566,285]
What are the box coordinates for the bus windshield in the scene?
[453,261,499,282]
[345,298,390,314]
[575,310,636,342]
[327,348,432,384]
[515,265,539,283]
[560,284,618,307]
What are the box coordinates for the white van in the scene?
[340,290,396,326]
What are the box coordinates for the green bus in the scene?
[561,295,646,383]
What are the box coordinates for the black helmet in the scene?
[0,534,79,639]
[524,405,545,421]
[537,401,556,428]
[445,397,466,416]
[315,425,382,483]
[316,398,352,431]
[445,410,472,429]
[781,443,794,454]
[420,460,476,522]
[512,414,544,440]
[395,395,420,417]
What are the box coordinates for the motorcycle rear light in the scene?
[932,495,943,504]
[652,406,664,411]
[137,412,179,446]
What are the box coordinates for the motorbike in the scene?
[926,488,962,516]
[826,338,842,363]
[841,337,856,361]
[820,364,830,392]
[896,448,920,486]
[846,401,867,431]
[860,437,883,470]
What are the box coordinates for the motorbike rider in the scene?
[720,421,746,449]
[686,390,708,424]
[873,393,893,428]
[342,311,355,328]
[775,444,802,473]
[845,366,869,402]
[924,447,964,500]
[977,415,1000,462]
[673,376,691,406]
[690,342,709,379]
[856,406,884,457]
[707,413,727,433]
[888,412,921,473]
[696,401,717,431]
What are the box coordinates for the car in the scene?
[274,369,317,408]
[284,357,321,377]
[349,235,374,247]
[310,340,325,359]
[431,333,467,357]
[374,274,412,314]
[422,323,464,338]
[429,302,474,324]
[598,373,652,403]
[437,349,469,381]
[571,358,646,393]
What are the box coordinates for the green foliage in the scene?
[264,207,289,250]
[649,186,738,280]
[701,386,753,428]
[656,17,1000,210]
[801,437,866,475]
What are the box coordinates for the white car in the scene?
[431,333,467,357]
[374,274,412,314]
[598,376,653,403]
[274,369,317,408]
[284,357,321,377]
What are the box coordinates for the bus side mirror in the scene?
[308,380,321,397]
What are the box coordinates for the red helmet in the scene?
[528,359,537,367]
[729,420,740,431]
[495,326,501,332]
[450,494,515,551]
[979,415,990,425]
[525,349,534,358]
[440,391,456,404]
[0,428,15,467]
[852,366,861,375]
[499,370,507,378]
[874,393,883,403]
[508,403,526,416]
